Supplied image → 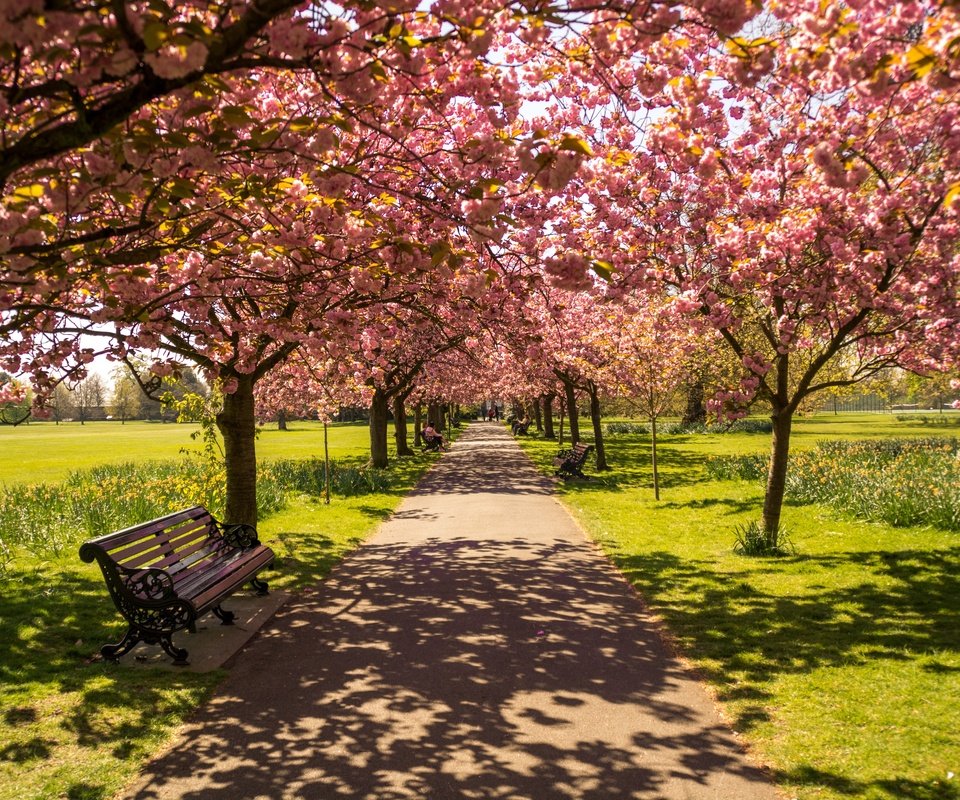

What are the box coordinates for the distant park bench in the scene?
[79,505,274,665]
[511,419,531,435]
[553,442,593,479]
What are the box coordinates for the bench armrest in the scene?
[120,567,177,602]
[221,522,260,550]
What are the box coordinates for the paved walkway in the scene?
[125,424,779,800]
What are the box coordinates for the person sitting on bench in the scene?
[423,421,448,451]
[511,414,530,435]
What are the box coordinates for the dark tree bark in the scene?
[533,397,543,432]
[393,394,415,456]
[681,378,707,425]
[762,408,793,535]
[560,376,580,444]
[369,389,390,468]
[587,381,608,470]
[542,393,556,439]
[216,374,258,526]
[277,409,288,430]
[651,416,661,500]
[414,403,423,447]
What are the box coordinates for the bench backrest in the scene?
[79,506,225,574]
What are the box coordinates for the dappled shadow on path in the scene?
[412,425,557,498]
[126,534,774,800]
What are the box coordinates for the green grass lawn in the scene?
[519,412,960,800]
[0,420,439,800]
[0,419,377,486]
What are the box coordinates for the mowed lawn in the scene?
[0,419,372,486]
[518,411,960,800]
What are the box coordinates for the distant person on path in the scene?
[487,408,495,422]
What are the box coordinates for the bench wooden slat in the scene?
[85,507,209,552]
[112,524,215,569]
[130,533,230,573]
[102,511,214,560]
[189,549,275,610]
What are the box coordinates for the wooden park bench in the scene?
[553,442,594,479]
[79,505,274,665]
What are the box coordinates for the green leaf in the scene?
[591,260,614,281]
[181,103,214,120]
[203,74,233,93]
[168,178,194,199]
[559,135,593,156]
[430,242,452,266]
[906,44,936,78]
[13,184,45,198]
[288,116,314,132]
[142,21,168,51]
[221,105,252,127]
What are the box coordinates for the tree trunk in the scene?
[216,374,258,526]
[562,378,580,444]
[369,390,390,468]
[682,379,706,425]
[393,396,414,456]
[588,383,608,470]
[651,415,660,500]
[414,403,423,447]
[277,409,288,430]
[557,397,565,447]
[762,408,793,535]
[323,421,330,505]
[533,397,543,432]
[543,393,556,439]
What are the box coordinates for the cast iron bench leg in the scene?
[212,605,236,625]
[101,625,141,662]
[156,633,189,665]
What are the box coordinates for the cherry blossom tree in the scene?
[550,1,960,534]
[0,0,791,525]
[600,298,707,499]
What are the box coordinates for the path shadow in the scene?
[127,534,774,800]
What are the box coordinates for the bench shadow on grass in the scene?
[611,546,960,800]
